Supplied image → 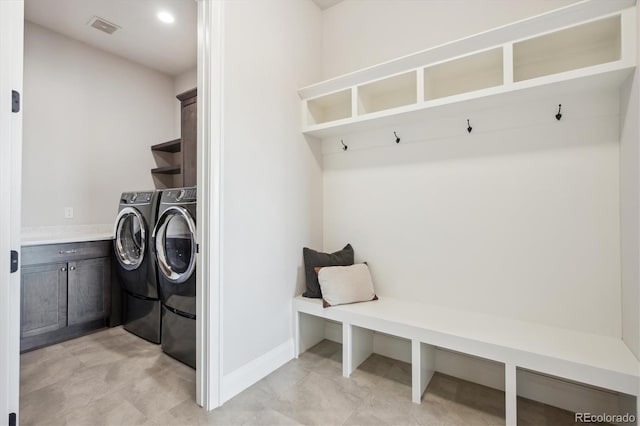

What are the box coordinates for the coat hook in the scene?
[341,140,348,151]
[467,119,473,134]
[555,104,562,121]
[393,131,400,144]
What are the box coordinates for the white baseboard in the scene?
[323,320,625,415]
[221,338,294,403]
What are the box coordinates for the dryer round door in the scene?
[114,207,147,271]
[154,206,196,284]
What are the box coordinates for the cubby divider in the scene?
[411,340,436,403]
[294,311,328,357]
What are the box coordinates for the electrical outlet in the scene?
[64,207,74,219]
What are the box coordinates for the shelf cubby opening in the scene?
[151,165,181,175]
[358,71,417,115]
[423,48,504,101]
[151,138,181,153]
[513,15,621,82]
[306,89,352,126]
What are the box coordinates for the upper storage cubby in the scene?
[424,48,503,101]
[513,16,622,82]
[299,0,636,139]
[306,89,352,126]
[358,71,417,115]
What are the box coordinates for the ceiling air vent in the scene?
[88,16,120,35]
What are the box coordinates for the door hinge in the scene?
[10,250,18,273]
[11,90,20,113]
[9,412,16,426]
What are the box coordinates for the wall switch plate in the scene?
[64,207,74,219]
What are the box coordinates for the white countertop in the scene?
[21,224,114,246]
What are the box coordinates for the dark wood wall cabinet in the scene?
[151,88,197,188]
[20,240,112,352]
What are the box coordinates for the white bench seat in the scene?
[293,295,639,425]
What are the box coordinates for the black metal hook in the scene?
[394,131,400,144]
[555,104,562,121]
[341,140,348,151]
[467,119,472,134]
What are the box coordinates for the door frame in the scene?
[196,0,224,410]
[0,0,23,423]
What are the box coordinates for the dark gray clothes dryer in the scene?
[113,191,162,343]
[152,187,197,369]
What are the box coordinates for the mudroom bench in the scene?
[293,296,639,425]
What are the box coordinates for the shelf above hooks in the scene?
[299,5,635,141]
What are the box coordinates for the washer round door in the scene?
[154,206,196,284]
[114,207,147,271]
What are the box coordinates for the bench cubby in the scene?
[293,296,638,426]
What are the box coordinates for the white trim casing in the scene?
[196,0,224,411]
[0,0,23,423]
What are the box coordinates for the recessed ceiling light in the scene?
[157,11,175,24]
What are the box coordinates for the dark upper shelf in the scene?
[151,165,181,175]
[151,138,181,153]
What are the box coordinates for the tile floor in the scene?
[20,327,599,425]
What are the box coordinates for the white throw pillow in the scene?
[316,263,378,308]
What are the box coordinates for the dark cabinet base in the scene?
[20,241,113,353]
[20,318,107,353]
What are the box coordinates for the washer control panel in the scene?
[120,191,154,204]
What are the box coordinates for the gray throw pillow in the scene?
[302,244,354,298]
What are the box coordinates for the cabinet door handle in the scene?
[59,249,77,254]
[69,266,76,271]
[60,267,67,272]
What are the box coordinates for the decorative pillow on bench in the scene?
[303,244,354,298]
[315,263,378,308]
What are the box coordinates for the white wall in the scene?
[219,0,322,390]
[323,90,622,337]
[619,2,640,359]
[22,22,176,227]
[321,0,579,79]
